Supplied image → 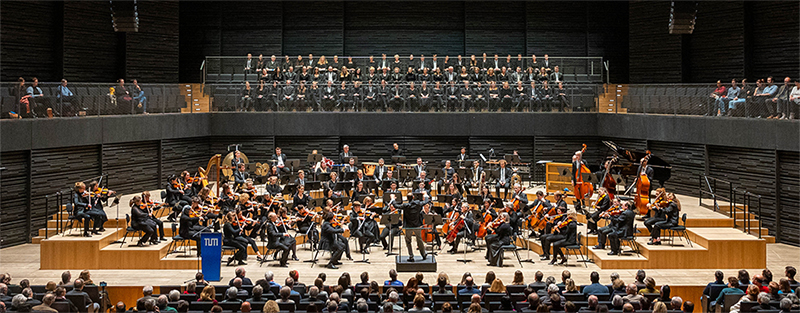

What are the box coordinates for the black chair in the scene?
[563,232,588,267]
[220,302,243,312]
[120,214,143,247]
[51,301,72,312]
[563,293,585,302]
[619,224,641,257]
[62,203,81,236]
[65,294,86,312]
[189,301,214,312]
[667,213,692,247]
[278,302,296,312]
[493,233,524,267]
[166,223,189,256]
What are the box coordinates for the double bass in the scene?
[633,151,652,215]
[443,210,465,244]
[573,144,594,202]
[601,156,619,200]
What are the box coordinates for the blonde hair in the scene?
[74,182,86,192]
[488,279,506,293]
[262,300,280,313]
[652,301,667,313]
[200,285,215,301]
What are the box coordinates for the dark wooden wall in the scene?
[178,1,629,83]
[629,1,799,83]
[1,1,179,83]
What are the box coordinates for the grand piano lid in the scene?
[602,141,671,168]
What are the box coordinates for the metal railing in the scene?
[620,83,796,118]
[42,173,108,239]
[204,55,606,84]
[1,82,187,118]
[204,81,601,113]
[699,174,763,239]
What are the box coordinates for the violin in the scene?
[600,205,624,219]
[173,181,185,190]
[552,215,574,234]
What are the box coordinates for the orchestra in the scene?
[68,141,682,269]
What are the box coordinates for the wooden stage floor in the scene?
[2,187,798,308]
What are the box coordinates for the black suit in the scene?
[551,220,577,260]
[651,202,679,240]
[130,205,156,244]
[320,220,345,266]
[271,153,290,174]
[266,221,294,266]
[179,206,209,254]
[495,167,512,199]
[609,209,635,253]
[487,222,512,266]
[394,200,427,258]
[587,193,611,233]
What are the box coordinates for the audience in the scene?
[583,272,609,296]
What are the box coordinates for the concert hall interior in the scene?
[1,1,799,313]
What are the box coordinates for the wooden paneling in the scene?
[125,2,180,83]
[648,141,705,196]
[344,2,464,56]
[778,150,799,245]
[0,151,30,247]
[0,1,61,82]
[526,2,587,56]
[102,141,160,195]
[63,1,120,82]
[29,145,102,240]
[749,1,800,80]
[707,145,777,236]
[160,137,210,185]
[465,2,524,56]
[628,2,683,83]
[282,2,344,56]
[687,2,745,82]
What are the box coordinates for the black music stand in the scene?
[307,153,323,179]
[282,184,298,197]
[278,174,292,185]
[437,194,454,205]
[343,156,359,166]
[304,181,322,191]
[382,213,402,256]
[412,192,427,201]
[381,180,396,191]
[456,168,469,180]
[286,159,301,175]
[422,214,442,255]
[455,218,474,264]
[391,156,406,164]
[466,195,483,206]
[399,168,415,186]
[331,196,349,207]
[428,167,443,181]
[342,171,358,182]
[310,197,325,209]
[317,173,331,182]
[383,192,402,205]
[505,154,522,164]
[356,194,375,204]
[334,181,353,198]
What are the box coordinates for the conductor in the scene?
[392,194,428,262]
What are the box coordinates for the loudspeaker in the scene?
[111,0,139,32]
[669,1,697,34]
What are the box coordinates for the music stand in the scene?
[317,173,331,182]
[428,167,443,181]
[278,175,292,185]
[342,171,358,182]
[382,213,402,256]
[422,214,443,255]
[399,168,415,186]
[505,154,522,164]
[381,180,395,191]
[307,153,323,165]
[437,194,454,205]
[383,192,402,205]
[310,197,325,209]
[282,184,297,197]
[343,156,359,166]
[334,182,352,197]
[304,181,322,191]
[412,192,426,201]
[456,168,469,180]
[331,196,349,207]
[391,156,406,164]
[466,194,483,205]
[356,194,374,204]
[364,180,378,194]
[286,159,301,175]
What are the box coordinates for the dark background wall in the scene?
[176,1,629,83]
[1,1,179,83]
[629,1,799,83]
[1,113,798,247]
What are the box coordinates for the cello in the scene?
[573,144,594,204]
[600,156,619,200]
[633,151,652,215]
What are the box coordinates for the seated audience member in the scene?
[115,301,127,312]
[385,269,403,287]
[158,295,176,312]
[715,277,745,306]
[67,279,100,312]
[240,301,252,313]
[222,287,241,304]
[529,271,546,289]
[277,286,295,304]
[11,294,30,312]
[584,272,610,296]
[31,293,58,313]
[739,270,752,287]
[622,303,634,313]
[524,293,541,312]
[639,277,658,294]
[137,285,156,310]
[580,295,598,312]
[652,301,667,313]
[670,297,683,311]
[623,284,644,305]
[459,277,481,295]
[230,267,253,286]
[409,294,432,313]
[682,301,694,313]
[751,292,773,312]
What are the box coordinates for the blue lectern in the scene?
[200,232,222,281]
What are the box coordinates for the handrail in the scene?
[699,174,763,239]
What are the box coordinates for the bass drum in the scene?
[221,151,249,178]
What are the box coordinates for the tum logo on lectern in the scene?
[204,237,219,246]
